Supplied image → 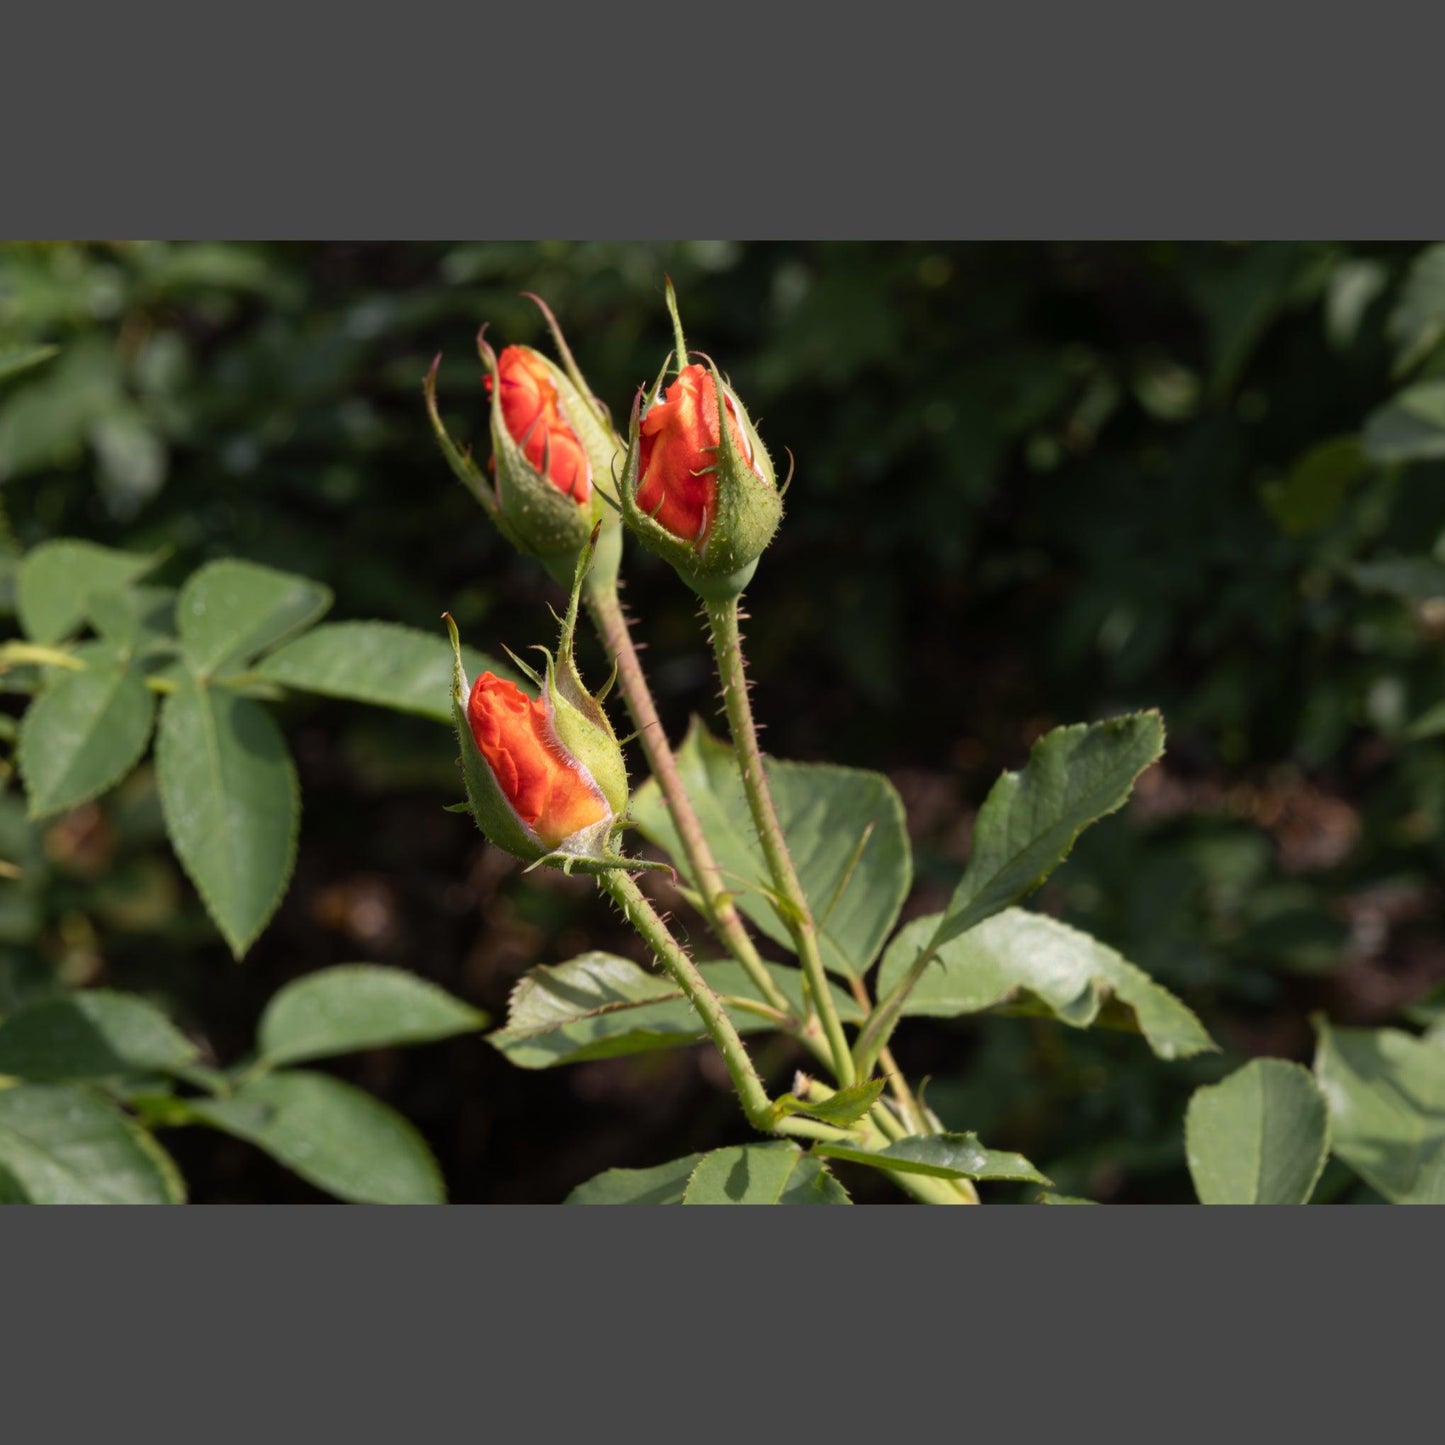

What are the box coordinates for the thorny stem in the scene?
[704,594,857,1088]
[598,870,851,1145]
[585,578,792,1019]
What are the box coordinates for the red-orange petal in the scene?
[635,364,756,544]
[493,346,592,505]
[466,672,609,848]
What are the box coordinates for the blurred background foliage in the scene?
[4,239,1445,1202]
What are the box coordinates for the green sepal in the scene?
[770,1075,886,1130]
[699,353,783,568]
[523,849,677,881]
[424,355,520,546]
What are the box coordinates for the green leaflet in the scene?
[489,953,861,1069]
[1349,556,1445,603]
[257,964,488,1066]
[0,990,198,1082]
[1314,1020,1445,1203]
[17,642,156,819]
[0,344,60,384]
[771,1077,886,1128]
[1387,243,1445,376]
[84,585,177,654]
[1185,1059,1330,1204]
[1261,437,1369,537]
[0,1084,186,1204]
[176,558,332,676]
[875,908,1214,1061]
[815,1132,1048,1185]
[682,1143,851,1205]
[256,620,511,723]
[565,1153,706,1205]
[155,677,299,959]
[16,539,161,644]
[930,712,1165,951]
[183,1070,444,1205]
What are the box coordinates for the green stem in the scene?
[847,973,928,1134]
[799,1077,975,1205]
[853,938,940,1081]
[0,642,86,671]
[704,595,856,1087]
[586,580,792,1019]
[0,641,180,697]
[598,869,851,1144]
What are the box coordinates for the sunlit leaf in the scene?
[682,1142,851,1204]
[1314,1019,1445,1204]
[176,559,332,676]
[930,713,1164,950]
[1185,1059,1329,1204]
[490,953,860,1069]
[256,620,511,722]
[876,908,1214,1060]
[771,1077,885,1128]
[258,964,488,1066]
[565,1153,705,1205]
[816,1132,1047,1184]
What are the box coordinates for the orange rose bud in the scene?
[425,302,624,588]
[486,345,592,505]
[445,547,630,868]
[618,284,783,601]
[466,671,610,850]
[636,363,762,545]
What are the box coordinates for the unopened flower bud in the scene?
[426,299,624,588]
[617,287,783,600]
[464,668,621,858]
[445,532,630,868]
